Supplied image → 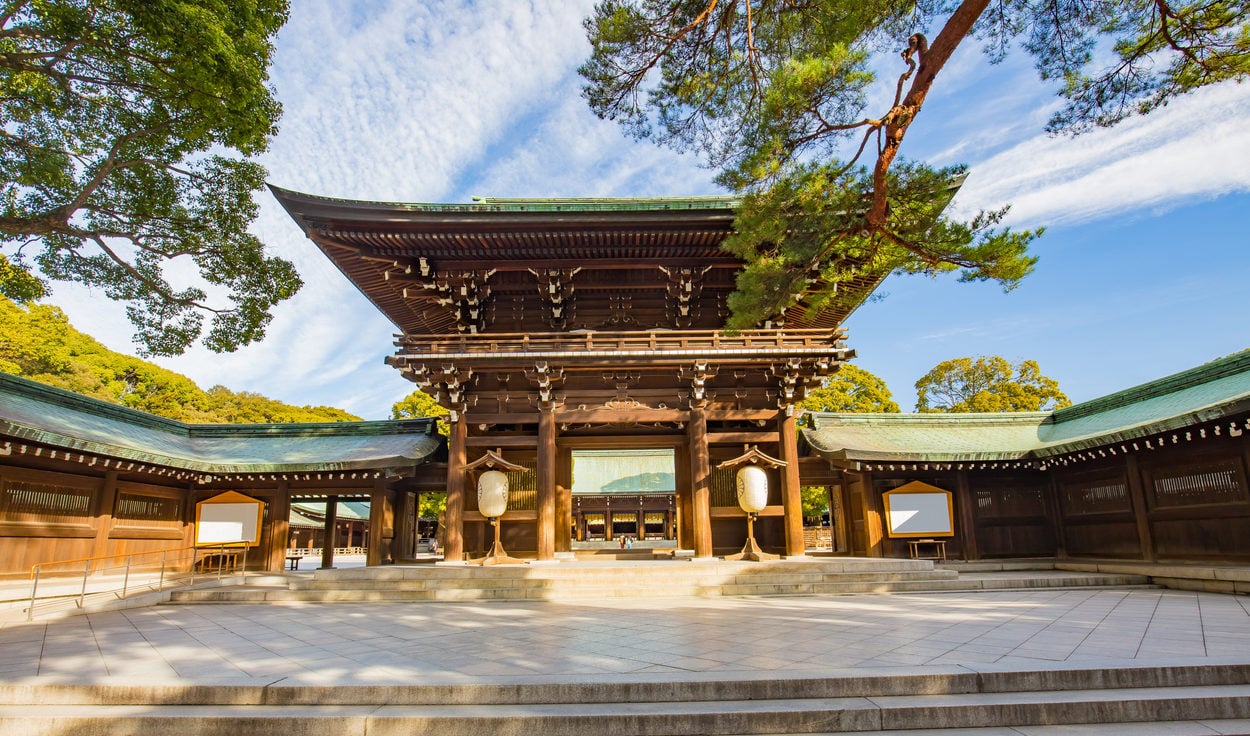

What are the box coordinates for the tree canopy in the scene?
[581,0,1248,327]
[915,355,1070,412]
[0,0,299,356]
[800,363,900,416]
[0,296,358,423]
[392,389,450,433]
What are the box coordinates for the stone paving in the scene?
[2,587,1250,685]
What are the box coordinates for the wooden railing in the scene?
[395,328,846,355]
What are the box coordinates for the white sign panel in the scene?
[196,502,260,544]
[886,492,953,536]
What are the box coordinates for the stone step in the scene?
[284,569,959,591]
[169,573,1154,604]
[2,684,1248,735]
[4,663,1247,705]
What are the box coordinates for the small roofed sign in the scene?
[883,481,955,538]
[196,491,264,547]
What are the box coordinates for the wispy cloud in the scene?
[951,81,1250,227]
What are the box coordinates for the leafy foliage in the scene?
[0,296,359,423]
[801,484,831,521]
[392,389,450,435]
[800,363,900,417]
[0,0,299,356]
[581,0,1248,326]
[915,355,1071,412]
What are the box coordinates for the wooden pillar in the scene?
[319,495,338,569]
[556,447,573,553]
[90,470,119,562]
[267,480,291,572]
[537,407,557,560]
[688,404,713,558]
[778,408,805,557]
[444,417,467,562]
[367,478,390,566]
[861,472,885,557]
[954,470,980,561]
[1125,455,1155,561]
[675,445,694,548]
[391,490,409,562]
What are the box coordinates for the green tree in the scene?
[392,389,450,433]
[915,356,1070,412]
[392,390,452,520]
[0,295,360,423]
[0,0,299,356]
[800,363,900,417]
[801,485,830,522]
[581,1,1247,327]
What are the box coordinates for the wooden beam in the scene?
[555,408,689,423]
[708,432,779,444]
[465,436,538,447]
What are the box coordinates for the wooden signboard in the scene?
[195,491,264,547]
[883,481,955,538]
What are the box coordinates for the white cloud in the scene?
[951,81,1250,227]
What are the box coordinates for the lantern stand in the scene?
[465,450,529,566]
[717,446,788,562]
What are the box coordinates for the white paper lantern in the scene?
[477,470,510,518]
[735,465,769,514]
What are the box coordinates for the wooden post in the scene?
[556,447,573,553]
[268,480,291,572]
[777,408,805,557]
[444,417,467,562]
[90,470,119,561]
[954,470,980,561]
[688,404,713,558]
[319,494,338,569]
[1125,455,1155,561]
[861,472,885,557]
[391,490,409,562]
[537,407,557,560]
[367,478,389,566]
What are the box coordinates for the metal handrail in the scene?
[27,542,250,621]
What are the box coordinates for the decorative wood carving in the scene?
[525,362,565,410]
[406,364,476,422]
[529,267,580,330]
[660,265,711,328]
[679,362,718,409]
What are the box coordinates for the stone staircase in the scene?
[168,557,1153,605]
[2,663,1249,734]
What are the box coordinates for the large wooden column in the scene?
[777,407,806,557]
[954,470,980,560]
[537,407,557,560]
[367,478,392,566]
[90,470,119,561]
[268,480,291,571]
[319,494,338,569]
[1125,455,1155,561]
[556,447,573,553]
[688,404,713,558]
[444,417,467,563]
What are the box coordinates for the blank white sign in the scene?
[886,492,952,536]
[197,502,260,544]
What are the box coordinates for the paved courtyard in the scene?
[3,587,1250,685]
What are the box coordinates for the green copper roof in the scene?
[270,185,740,215]
[805,350,1250,464]
[0,372,441,475]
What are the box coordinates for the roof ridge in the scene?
[1053,348,1250,423]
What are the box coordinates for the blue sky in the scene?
[48,1,1250,418]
